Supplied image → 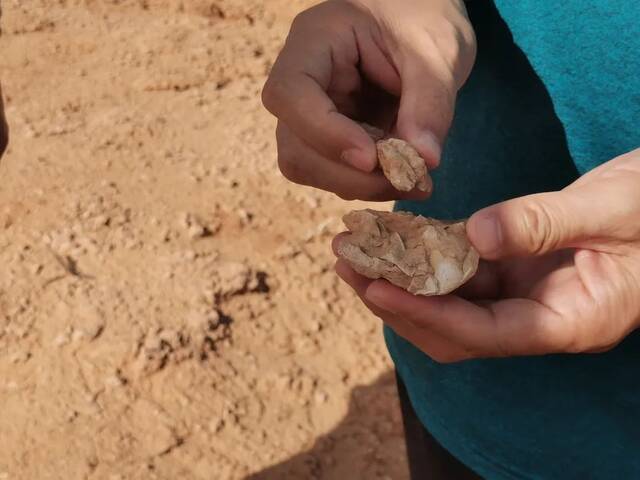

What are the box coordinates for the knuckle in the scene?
[260,81,273,111]
[277,153,306,184]
[433,28,464,78]
[261,76,284,114]
[539,317,579,354]
[291,9,313,29]
[410,23,475,91]
[516,201,557,255]
[494,333,515,358]
[456,20,477,63]
[488,306,516,357]
[291,2,333,29]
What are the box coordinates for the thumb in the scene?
[467,190,598,259]
[395,60,456,169]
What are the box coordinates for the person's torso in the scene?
[389,1,640,478]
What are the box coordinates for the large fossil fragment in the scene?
[337,209,479,296]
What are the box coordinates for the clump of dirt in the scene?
[212,260,268,301]
[133,309,232,376]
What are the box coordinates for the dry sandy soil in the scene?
[0,1,408,478]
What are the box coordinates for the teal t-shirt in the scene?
[388,1,640,478]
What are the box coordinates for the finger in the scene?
[335,258,373,295]
[365,280,573,358]
[335,261,467,361]
[330,31,400,120]
[467,190,600,260]
[276,122,430,201]
[469,159,640,260]
[336,260,412,335]
[335,258,403,321]
[394,53,456,169]
[355,26,402,97]
[262,25,377,172]
[383,315,480,364]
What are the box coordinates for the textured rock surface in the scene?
[358,123,431,193]
[377,139,431,193]
[338,209,479,296]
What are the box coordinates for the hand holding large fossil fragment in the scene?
[337,209,479,296]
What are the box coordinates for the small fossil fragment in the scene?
[377,138,431,193]
[337,209,479,296]
[358,122,431,193]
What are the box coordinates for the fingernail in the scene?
[413,131,442,167]
[341,148,375,172]
[469,212,502,257]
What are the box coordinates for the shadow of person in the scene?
[245,370,409,480]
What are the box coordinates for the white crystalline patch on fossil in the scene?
[429,250,463,294]
[337,209,479,296]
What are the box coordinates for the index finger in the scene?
[262,31,377,171]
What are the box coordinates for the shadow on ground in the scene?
[246,370,409,480]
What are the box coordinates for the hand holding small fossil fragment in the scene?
[262,0,476,201]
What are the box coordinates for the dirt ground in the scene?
[0,1,408,478]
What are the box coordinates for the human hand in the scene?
[333,149,640,362]
[262,0,475,200]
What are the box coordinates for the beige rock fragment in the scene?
[358,122,431,193]
[337,209,479,296]
[179,212,208,239]
[377,138,431,193]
